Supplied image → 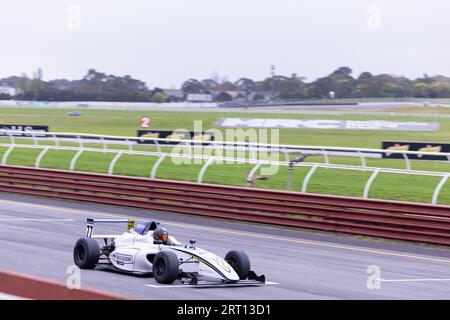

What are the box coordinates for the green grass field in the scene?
[2,107,450,147]
[2,107,450,204]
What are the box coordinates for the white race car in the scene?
[73,219,265,286]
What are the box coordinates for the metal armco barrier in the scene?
[0,165,450,246]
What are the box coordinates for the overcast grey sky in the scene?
[1,0,449,88]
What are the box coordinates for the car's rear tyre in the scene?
[152,251,179,284]
[225,250,250,280]
[73,237,100,269]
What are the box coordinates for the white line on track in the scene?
[377,278,450,283]
[0,198,449,266]
[0,218,75,222]
[145,281,279,288]
[0,292,28,300]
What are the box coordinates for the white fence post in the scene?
[280,148,289,162]
[245,163,263,186]
[108,150,124,175]
[321,149,330,165]
[402,153,411,171]
[76,135,83,148]
[70,149,84,171]
[301,164,319,193]
[7,132,15,145]
[35,147,50,168]
[100,136,107,150]
[248,143,257,163]
[1,145,15,165]
[153,140,162,153]
[197,157,215,183]
[357,150,366,167]
[125,139,133,151]
[150,154,167,179]
[30,132,38,146]
[432,174,449,205]
[363,168,381,198]
[52,134,60,147]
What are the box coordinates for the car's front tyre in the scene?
[73,237,100,269]
[152,251,179,284]
[225,250,250,280]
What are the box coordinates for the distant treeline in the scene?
[1,67,450,102]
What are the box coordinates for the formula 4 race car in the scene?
[73,219,265,287]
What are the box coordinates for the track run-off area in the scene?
[0,193,449,299]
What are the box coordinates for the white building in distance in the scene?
[0,86,16,96]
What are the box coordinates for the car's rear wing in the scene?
[86,218,135,238]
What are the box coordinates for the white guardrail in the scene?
[1,130,450,204]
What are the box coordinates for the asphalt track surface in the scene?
[0,193,449,300]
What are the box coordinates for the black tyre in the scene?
[225,250,250,280]
[152,251,179,284]
[73,237,100,269]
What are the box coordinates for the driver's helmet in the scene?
[153,227,169,242]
